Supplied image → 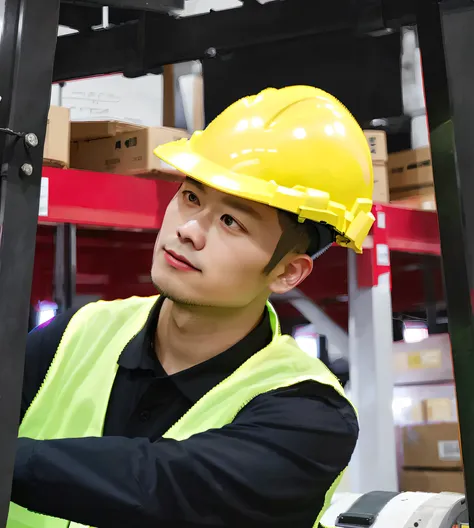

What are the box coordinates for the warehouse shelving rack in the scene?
[1,0,474,525]
[38,168,440,249]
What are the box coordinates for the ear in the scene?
[268,254,313,295]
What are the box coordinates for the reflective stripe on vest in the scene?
[8,296,354,528]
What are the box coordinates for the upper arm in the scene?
[22,309,78,419]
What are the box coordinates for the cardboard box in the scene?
[393,334,454,385]
[391,186,436,211]
[388,147,433,190]
[395,400,425,425]
[401,469,464,494]
[402,423,461,469]
[44,106,70,167]
[424,398,457,423]
[394,398,457,426]
[372,162,389,203]
[364,130,387,162]
[390,183,434,200]
[60,73,165,127]
[71,123,190,178]
[70,120,143,142]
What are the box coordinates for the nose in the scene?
[176,219,205,250]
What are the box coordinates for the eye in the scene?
[221,214,242,231]
[182,190,200,205]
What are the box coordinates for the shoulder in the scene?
[28,307,79,348]
[26,306,84,368]
[236,380,358,439]
[25,296,154,362]
[253,336,357,434]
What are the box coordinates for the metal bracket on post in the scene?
[0,0,61,523]
[0,128,39,177]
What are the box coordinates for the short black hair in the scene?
[263,210,335,274]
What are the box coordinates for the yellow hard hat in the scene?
[154,86,374,253]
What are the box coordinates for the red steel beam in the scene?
[40,167,178,230]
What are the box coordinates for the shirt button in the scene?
[139,410,151,422]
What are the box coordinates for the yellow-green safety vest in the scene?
[8,295,355,528]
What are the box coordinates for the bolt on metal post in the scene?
[21,163,33,176]
[24,133,38,147]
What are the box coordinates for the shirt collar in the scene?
[118,296,164,372]
[118,297,273,403]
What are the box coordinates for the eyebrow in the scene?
[185,177,206,192]
[221,195,263,220]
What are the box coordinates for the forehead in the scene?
[184,177,278,222]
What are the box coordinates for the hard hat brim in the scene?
[154,138,284,209]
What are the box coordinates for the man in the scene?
[9,85,374,528]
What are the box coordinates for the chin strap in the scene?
[308,222,336,260]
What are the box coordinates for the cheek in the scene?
[209,236,270,282]
[153,235,160,256]
[204,245,270,306]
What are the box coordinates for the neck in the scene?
[155,297,268,375]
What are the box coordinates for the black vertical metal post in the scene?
[417,1,474,520]
[54,224,77,313]
[0,0,60,523]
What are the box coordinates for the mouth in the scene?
[163,249,201,272]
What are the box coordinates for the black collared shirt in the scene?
[14,298,358,528]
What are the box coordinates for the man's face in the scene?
[151,179,307,309]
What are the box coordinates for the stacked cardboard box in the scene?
[400,422,464,493]
[388,147,436,210]
[364,130,389,203]
[424,397,458,423]
[43,106,70,168]
[396,397,458,426]
[69,121,190,181]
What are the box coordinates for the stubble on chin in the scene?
[152,277,216,308]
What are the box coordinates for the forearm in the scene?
[13,434,263,528]
[13,437,161,528]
